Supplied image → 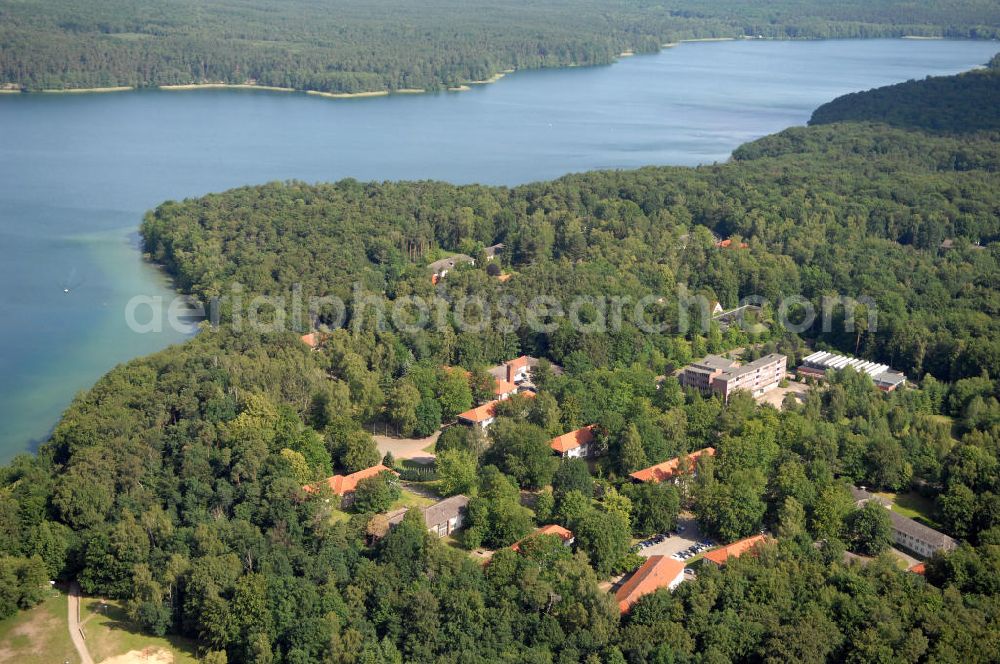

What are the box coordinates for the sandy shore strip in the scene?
[0,89,21,94]
[679,37,736,42]
[448,84,471,92]
[306,89,390,99]
[160,83,295,92]
[619,50,635,57]
[394,88,426,94]
[902,35,945,40]
[40,86,133,93]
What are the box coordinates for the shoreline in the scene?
[160,83,295,92]
[306,89,390,99]
[41,86,134,94]
[4,37,992,100]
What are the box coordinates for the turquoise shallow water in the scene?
[0,38,996,461]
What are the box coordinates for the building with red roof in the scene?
[702,534,768,567]
[614,555,686,613]
[300,332,319,349]
[493,378,518,400]
[549,425,597,459]
[457,392,534,430]
[505,355,532,383]
[630,448,715,484]
[303,464,397,508]
[512,524,575,552]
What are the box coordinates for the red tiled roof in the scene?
[716,238,749,249]
[630,448,716,483]
[494,379,518,396]
[457,401,499,423]
[908,563,926,575]
[507,356,531,372]
[506,355,531,382]
[458,392,535,423]
[549,425,595,453]
[615,555,685,613]
[512,524,574,552]
[303,465,396,496]
[497,273,512,282]
[300,332,319,348]
[702,534,767,566]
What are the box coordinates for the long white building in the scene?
[798,351,906,392]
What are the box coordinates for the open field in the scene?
[0,588,78,664]
[80,598,199,664]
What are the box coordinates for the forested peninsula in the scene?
[2,63,1000,663]
[2,0,1000,93]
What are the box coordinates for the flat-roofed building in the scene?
[798,351,906,391]
[679,354,786,400]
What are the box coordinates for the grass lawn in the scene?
[328,507,352,524]
[875,490,940,528]
[81,597,200,664]
[0,587,78,664]
[421,441,436,455]
[390,487,437,511]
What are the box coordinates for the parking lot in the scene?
[636,514,714,561]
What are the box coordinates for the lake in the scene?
[0,38,996,462]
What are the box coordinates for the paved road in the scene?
[68,581,94,664]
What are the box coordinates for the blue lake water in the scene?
[0,38,996,461]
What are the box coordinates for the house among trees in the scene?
[798,351,906,391]
[512,524,575,552]
[678,354,787,400]
[487,355,563,389]
[428,254,474,283]
[493,378,518,400]
[549,425,597,459]
[702,534,769,568]
[386,494,470,538]
[850,486,957,557]
[456,391,535,430]
[630,447,715,484]
[456,401,500,430]
[303,464,397,508]
[614,555,686,613]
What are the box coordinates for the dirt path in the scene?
[68,581,95,664]
[374,432,439,463]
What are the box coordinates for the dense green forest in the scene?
[2,0,1000,91]
[810,59,1000,132]
[143,124,1000,383]
[2,59,1000,663]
